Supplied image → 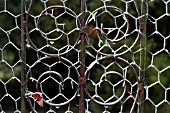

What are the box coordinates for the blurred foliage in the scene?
[0,0,170,112]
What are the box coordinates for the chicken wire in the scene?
[0,0,170,113]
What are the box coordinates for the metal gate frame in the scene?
[19,0,148,113]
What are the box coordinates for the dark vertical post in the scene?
[21,0,27,112]
[139,0,147,113]
[79,0,86,113]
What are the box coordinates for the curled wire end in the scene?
[60,82,64,90]
[25,90,32,97]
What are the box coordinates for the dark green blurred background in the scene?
[0,0,170,113]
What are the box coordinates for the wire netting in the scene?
[0,0,170,113]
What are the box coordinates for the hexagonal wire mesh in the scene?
[0,0,170,113]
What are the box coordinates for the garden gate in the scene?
[0,0,170,113]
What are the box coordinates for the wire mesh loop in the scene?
[85,6,138,57]
[26,56,80,107]
[26,5,81,56]
[84,56,138,106]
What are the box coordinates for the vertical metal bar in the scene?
[139,0,147,113]
[21,0,27,112]
[79,0,86,113]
